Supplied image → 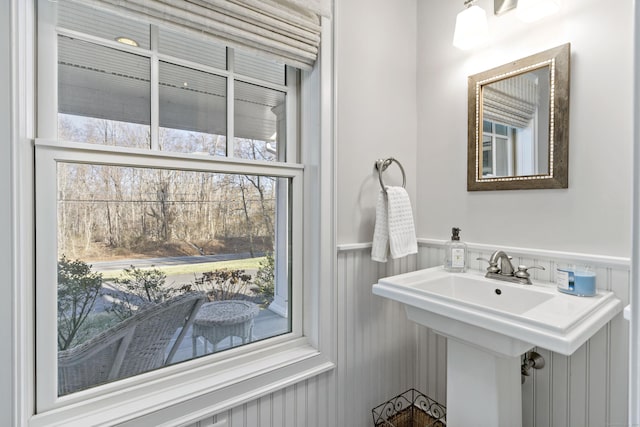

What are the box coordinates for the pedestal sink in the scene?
[373,266,622,427]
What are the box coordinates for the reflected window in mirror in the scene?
[482,120,511,177]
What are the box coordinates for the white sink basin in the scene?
[373,266,622,356]
[373,266,622,427]
[411,273,553,315]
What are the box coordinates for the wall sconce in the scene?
[453,0,489,50]
[454,0,560,49]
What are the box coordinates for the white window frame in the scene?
[34,140,304,409]
[19,2,336,426]
[483,119,541,177]
[482,120,514,177]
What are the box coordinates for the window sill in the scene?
[30,337,334,427]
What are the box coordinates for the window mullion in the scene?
[285,66,298,163]
[150,25,160,151]
[227,47,235,158]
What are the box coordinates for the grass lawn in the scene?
[100,256,266,280]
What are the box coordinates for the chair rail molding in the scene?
[417,238,631,268]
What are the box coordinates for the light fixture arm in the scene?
[454,0,561,50]
[495,0,560,19]
[494,0,518,15]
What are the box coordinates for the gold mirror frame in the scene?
[467,43,570,191]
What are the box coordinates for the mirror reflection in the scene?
[481,67,550,178]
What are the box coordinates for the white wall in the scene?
[417,0,633,258]
[336,0,418,244]
[0,0,13,425]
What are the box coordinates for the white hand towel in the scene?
[371,190,390,262]
[371,186,418,262]
[386,186,418,259]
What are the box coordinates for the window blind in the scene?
[67,0,331,70]
[482,75,538,129]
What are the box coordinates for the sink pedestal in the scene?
[447,339,522,427]
[405,305,533,427]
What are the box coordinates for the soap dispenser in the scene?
[444,227,467,273]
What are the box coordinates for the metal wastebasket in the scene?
[372,388,446,427]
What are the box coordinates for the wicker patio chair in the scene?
[58,292,206,396]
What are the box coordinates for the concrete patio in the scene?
[168,307,289,363]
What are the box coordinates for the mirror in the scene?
[467,43,570,191]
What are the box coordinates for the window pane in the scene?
[483,119,492,133]
[159,28,226,70]
[482,135,493,176]
[58,36,151,148]
[57,1,151,50]
[159,62,227,154]
[56,163,290,396]
[235,50,285,86]
[234,81,286,161]
[495,137,509,176]
[495,123,508,136]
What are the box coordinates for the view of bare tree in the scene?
[57,116,279,262]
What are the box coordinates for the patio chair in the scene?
[58,292,206,396]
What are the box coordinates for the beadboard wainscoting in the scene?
[190,241,629,427]
[335,247,423,427]
[185,374,337,427]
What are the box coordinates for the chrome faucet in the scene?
[489,250,515,276]
[478,250,545,285]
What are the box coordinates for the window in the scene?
[34,0,317,418]
[482,119,542,178]
[482,120,513,177]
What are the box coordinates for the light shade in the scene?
[453,5,489,50]
[115,36,139,47]
[516,0,560,22]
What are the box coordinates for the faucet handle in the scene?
[515,265,546,282]
[477,257,500,274]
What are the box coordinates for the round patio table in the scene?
[191,300,259,355]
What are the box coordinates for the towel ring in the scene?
[375,157,406,193]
